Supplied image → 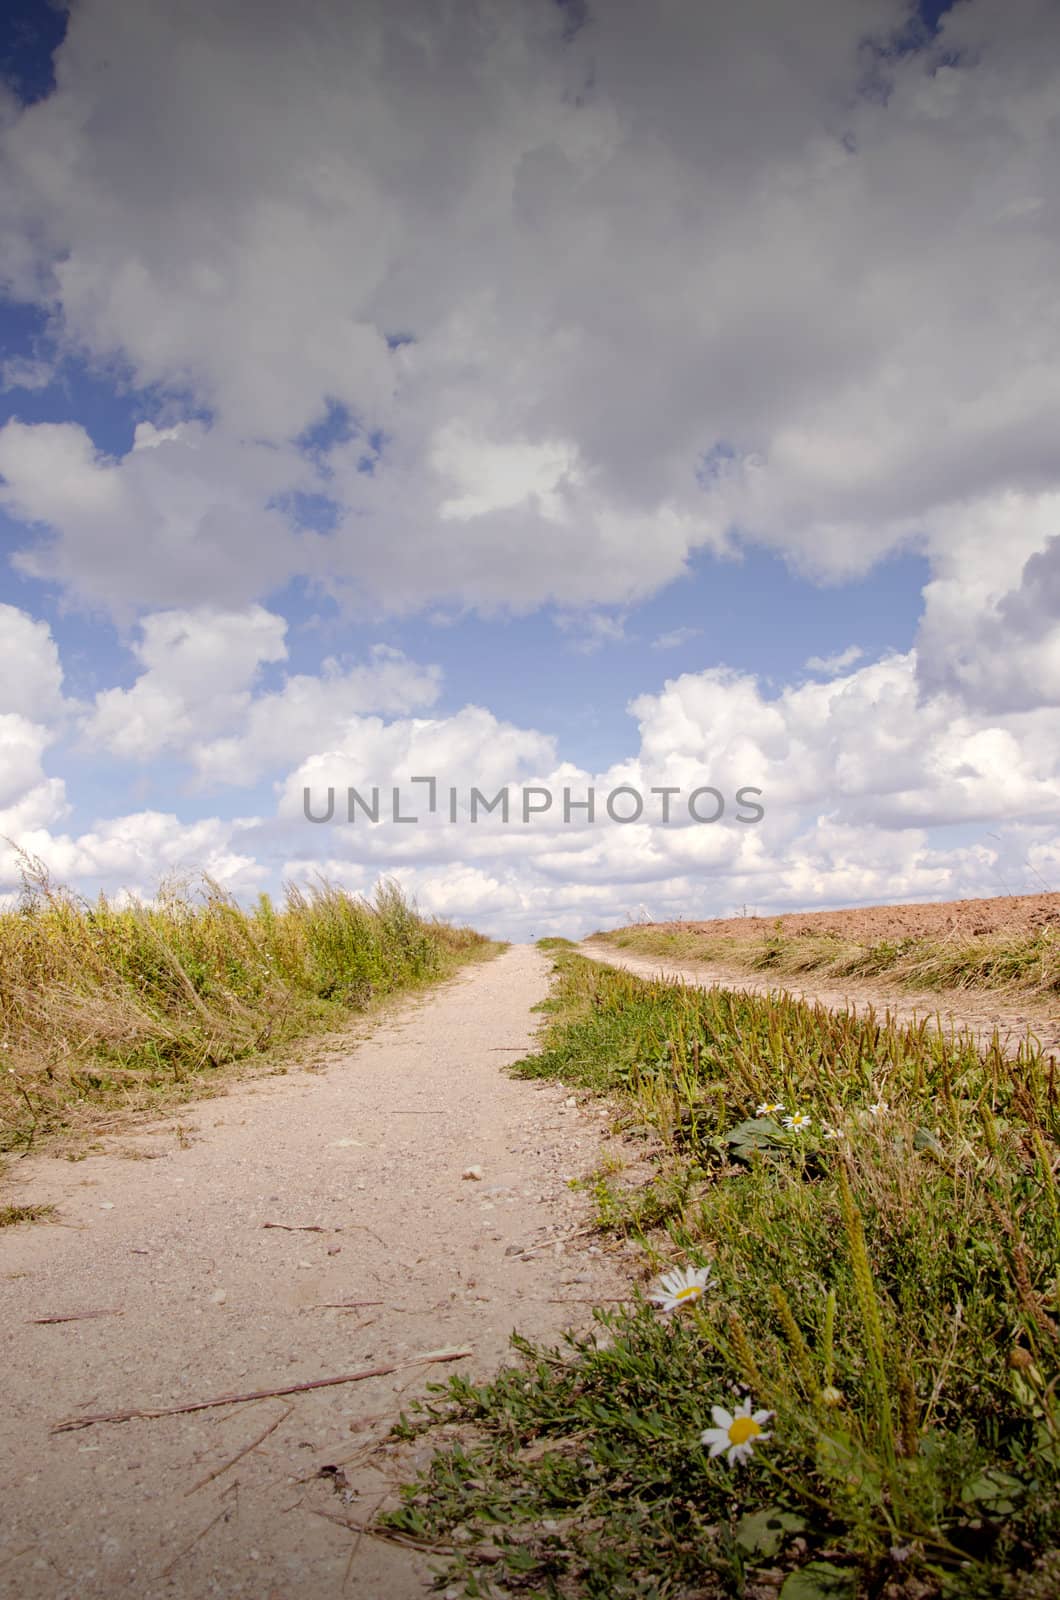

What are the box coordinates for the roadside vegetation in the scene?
[594,920,1060,1000]
[0,862,495,1160]
[385,950,1059,1598]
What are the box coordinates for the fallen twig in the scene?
[546,1296,629,1305]
[311,1300,384,1310]
[262,1222,331,1233]
[507,1226,598,1259]
[161,1506,230,1577]
[29,1309,123,1324]
[52,1348,473,1433]
[185,1405,293,1496]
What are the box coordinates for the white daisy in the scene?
[867,1100,889,1116]
[756,1100,785,1118]
[648,1263,714,1314]
[783,1111,812,1132]
[700,1400,773,1464]
[821,1122,844,1141]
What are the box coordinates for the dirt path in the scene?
[0,947,631,1599]
[580,942,1060,1058]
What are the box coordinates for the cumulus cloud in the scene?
[0,602,66,719]
[84,606,442,779]
[0,0,1058,631]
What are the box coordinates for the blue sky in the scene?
[1,0,1058,937]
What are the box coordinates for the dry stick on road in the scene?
[52,1347,473,1434]
[262,1222,331,1232]
[29,1308,123,1324]
[184,1404,294,1497]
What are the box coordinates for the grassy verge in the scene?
[383,951,1059,1598]
[594,922,1060,999]
[0,867,496,1158]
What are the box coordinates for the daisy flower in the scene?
[821,1122,844,1141]
[701,1399,773,1465]
[867,1100,889,1116]
[783,1111,812,1132]
[756,1100,785,1118]
[648,1263,714,1314]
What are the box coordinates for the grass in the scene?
[0,862,496,1158]
[383,952,1060,1598]
[594,921,1060,1000]
[0,1202,56,1227]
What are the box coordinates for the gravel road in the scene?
[0,946,631,1600]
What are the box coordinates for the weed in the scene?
[385,953,1060,1597]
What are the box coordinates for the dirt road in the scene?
[0,947,629,1599]
[580,941,1060,1058]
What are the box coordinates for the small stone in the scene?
[210,1288,227,1305]
[461,1165,484,1181]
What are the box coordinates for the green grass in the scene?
[0,863,496,1156]
[594,921,1060,1000]
[384,953,1060,1599]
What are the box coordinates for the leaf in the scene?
[913,1126,945,1157]
[960,1468,1023,1516]
[735,1506,807,1558]
[724,1118,786,1163]
[780,1560,857,1598]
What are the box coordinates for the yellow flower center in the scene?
[728,1417,761,1445]
[675,1285,701,1302]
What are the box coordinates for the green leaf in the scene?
[961,1468,1023,1516]
[735,1507,807,1558]
[780,1561,857,1598]
[913,1126,945,1157]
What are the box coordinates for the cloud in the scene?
[85,605,289,760]
[0,0,1058,641]
[0,603,67,720]
[652,627,703,651]
[3,635,1059,936]
[554,610,628,653]
[83,606,443,780]
[805,644,863,674]
[1,355,55,391]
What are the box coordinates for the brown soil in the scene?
[0,947,636,1599]
[624,890,1060,946]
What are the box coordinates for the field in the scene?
[595,893,1060,1000]
[386,945,1060,1599]
[0,866,495,1163]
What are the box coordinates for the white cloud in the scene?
[1,0,1059,639]
[652,627,702,651]
[805,644,863,674]
[84,607,442,779]
[85,605,288,760]
[0,603,66,719]
[4,638,1059,936]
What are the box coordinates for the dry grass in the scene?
[0,861,495,1158]
[597,914,1060,999]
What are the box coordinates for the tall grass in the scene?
[386,953,1059,1598]
[0,866,493,1155]
[596,921,1060,999]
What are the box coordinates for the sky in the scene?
[0,0,1058,939]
